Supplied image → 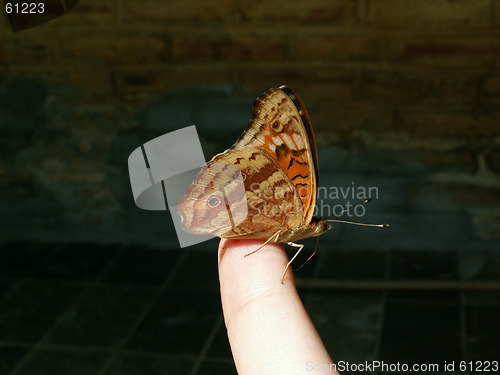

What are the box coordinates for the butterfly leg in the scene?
[293,247,317,272]
[281,242,305,284]
[292,236,320,272]
[244,229,282,257]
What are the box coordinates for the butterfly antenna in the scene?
[326,198,389,228]
[331,198,372,217]
[327,219,390,228]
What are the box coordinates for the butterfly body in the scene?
[178,85,331,247]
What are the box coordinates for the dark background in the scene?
[0,1,499,374]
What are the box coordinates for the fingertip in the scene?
[218,239,296,322]
[218,238,230,264]
[217,239,334,373]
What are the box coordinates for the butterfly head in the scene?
[310,217,332,237]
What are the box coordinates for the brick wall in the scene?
[0,0,498,246]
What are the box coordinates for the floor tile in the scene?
[2,240,495,375]
[126,290,221,356]
[305,290,384,363]
[380,292,462,364]
[0,345,31,375]
[0,281,82,343]
[36,243,119,281]
[105,352,194,375]
[0,242,57,278]
[101,246,181,286]
[168,250,219,292]
[13,348,110,375]
[206,322,232,359]
[465,304,500,361]
[42,284,156,347]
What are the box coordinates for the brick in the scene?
[483,75,500,97]
[399,109,498,138]
[358,70,482,105]
[239,67,356,95]
[293,34,380,62]
[121,0,236,24]
[242,69,381,140]
[407,151,478,174]
[53,0,116,27]
[223,34,287,61]
[58,33,168,65]
[296,34,500,68]
[316,102,394,144]
[172,33,287,62]
[6,36,50,64]
[238,67,391,139]
[240,0,357,24]
[172,35,220,61]
[389,37,500,68]
[7,67,113,99]
[495,0,500,27]
[366,0,491,29]
[115,67,232,96]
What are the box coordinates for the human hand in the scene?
[218,239,339,374]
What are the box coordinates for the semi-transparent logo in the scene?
[128,126,247,248]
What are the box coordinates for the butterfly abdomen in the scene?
[277,217,332,243]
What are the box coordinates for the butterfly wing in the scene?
[177,86,319,240]
[177,147,304,239]
[231,86,319,225]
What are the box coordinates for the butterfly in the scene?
[177,85,385,282]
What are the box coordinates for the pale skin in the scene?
[218,239,340,375]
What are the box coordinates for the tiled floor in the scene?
[0,242,499,375]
